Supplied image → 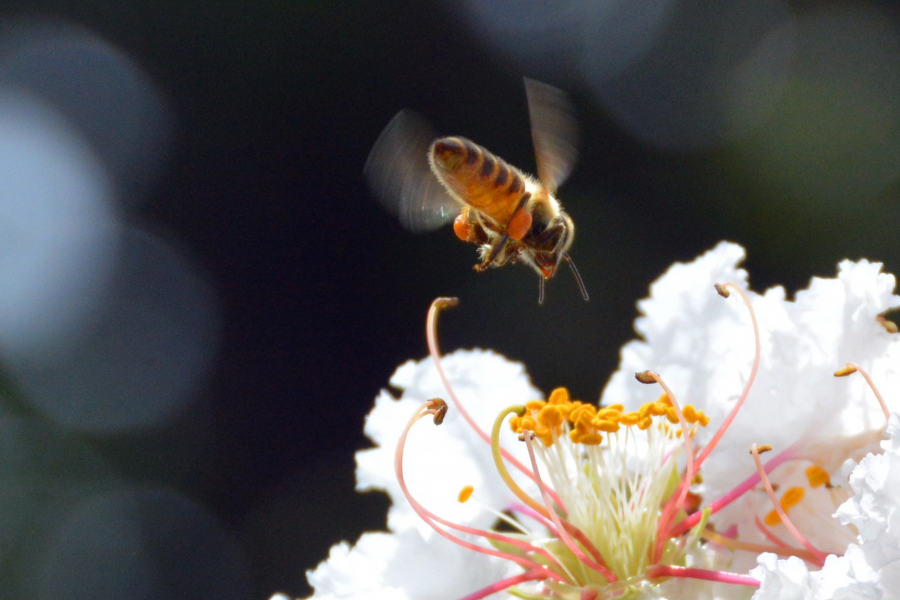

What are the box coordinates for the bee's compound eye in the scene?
[432,139,467,170]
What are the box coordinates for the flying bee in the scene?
[364,78,587,303]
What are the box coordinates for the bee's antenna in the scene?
[538,276,546,305]
[564,254,589,301]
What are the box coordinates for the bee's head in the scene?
[530,211,575,279]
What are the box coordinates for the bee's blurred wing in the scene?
[364,110,460,232]
[525,78,579,196]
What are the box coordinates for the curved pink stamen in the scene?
[426,298,566,511]
[754,515,795,549]
[843,362,891,422]
[522,431,617,582]
[671,445,796,536]
[695,283,761,470]
[508,502,607,569]
[647,565,760,587]
[642,371,694,562]
[750,444,827,566]
[458,570,547,600]
[395,400,568,583]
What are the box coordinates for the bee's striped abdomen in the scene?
[430,136,531,227]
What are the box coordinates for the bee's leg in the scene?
[534,222,564,246]
[453,208,479,242]
[507,193,533,241]
[538,275,545,305]
[474,234,509,272]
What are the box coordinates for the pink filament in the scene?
[647,565,760,587]
[646,371,695,562]
[509,503,607,568]
[751,444,827,566]
[458,570,547,600]
[846,362,891,422]
[695,283,761,471]
[426,298,566,511]
[754,515,795,549]
[394,400,567,583]
[522,432,617,582]
[671,445,796,536]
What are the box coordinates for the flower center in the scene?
[508,388,710,583]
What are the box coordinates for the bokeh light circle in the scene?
[586,0,791,151]
[8,228,220,433]
[0,21,171,205]
[0,89,118,357]
[35,487,250,600]
[731,7,900,207]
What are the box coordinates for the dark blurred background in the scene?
[0,0,897,598]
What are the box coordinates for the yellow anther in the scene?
[533,423,551,438]
[780,487,805,511]
[657,393,672,407]
[650,402,668,417]
[682,405,698,423]
[663,407,678,424]
[548,387,570,405]
[594,419,620,433]
[605,403,624,412]
[538,405,563,429]
[638,416,653,430]
[764,509,782,526]
[577,432,604,446]
[675,429,683,438]
[697,411,710,426]
[517,416,537,432]
[834,364,858,377]
[619,412,641,426]
[458,485,474,503]
[806,465,831,488]
[596,407,622,420]
[569,404,597,424]
[508,415,520,431]
[526,400,547,411]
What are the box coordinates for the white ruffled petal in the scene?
[304,529,517,600]
[293,242,900,600]
[750,553,817,600]
[356,349,541,536]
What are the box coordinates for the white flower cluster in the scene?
[275,242,900,600]
[751,413,900,599]
[603,243,900,562]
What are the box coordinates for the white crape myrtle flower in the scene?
[356,350,543,537]
[302,350,542,600]
[279,242,900,600]
[603,242,900,562]
[751,413,900,599]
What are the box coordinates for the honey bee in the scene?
[364,78,587,303]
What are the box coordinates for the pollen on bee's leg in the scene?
[507,206,532,241]
[453,211,471,242]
